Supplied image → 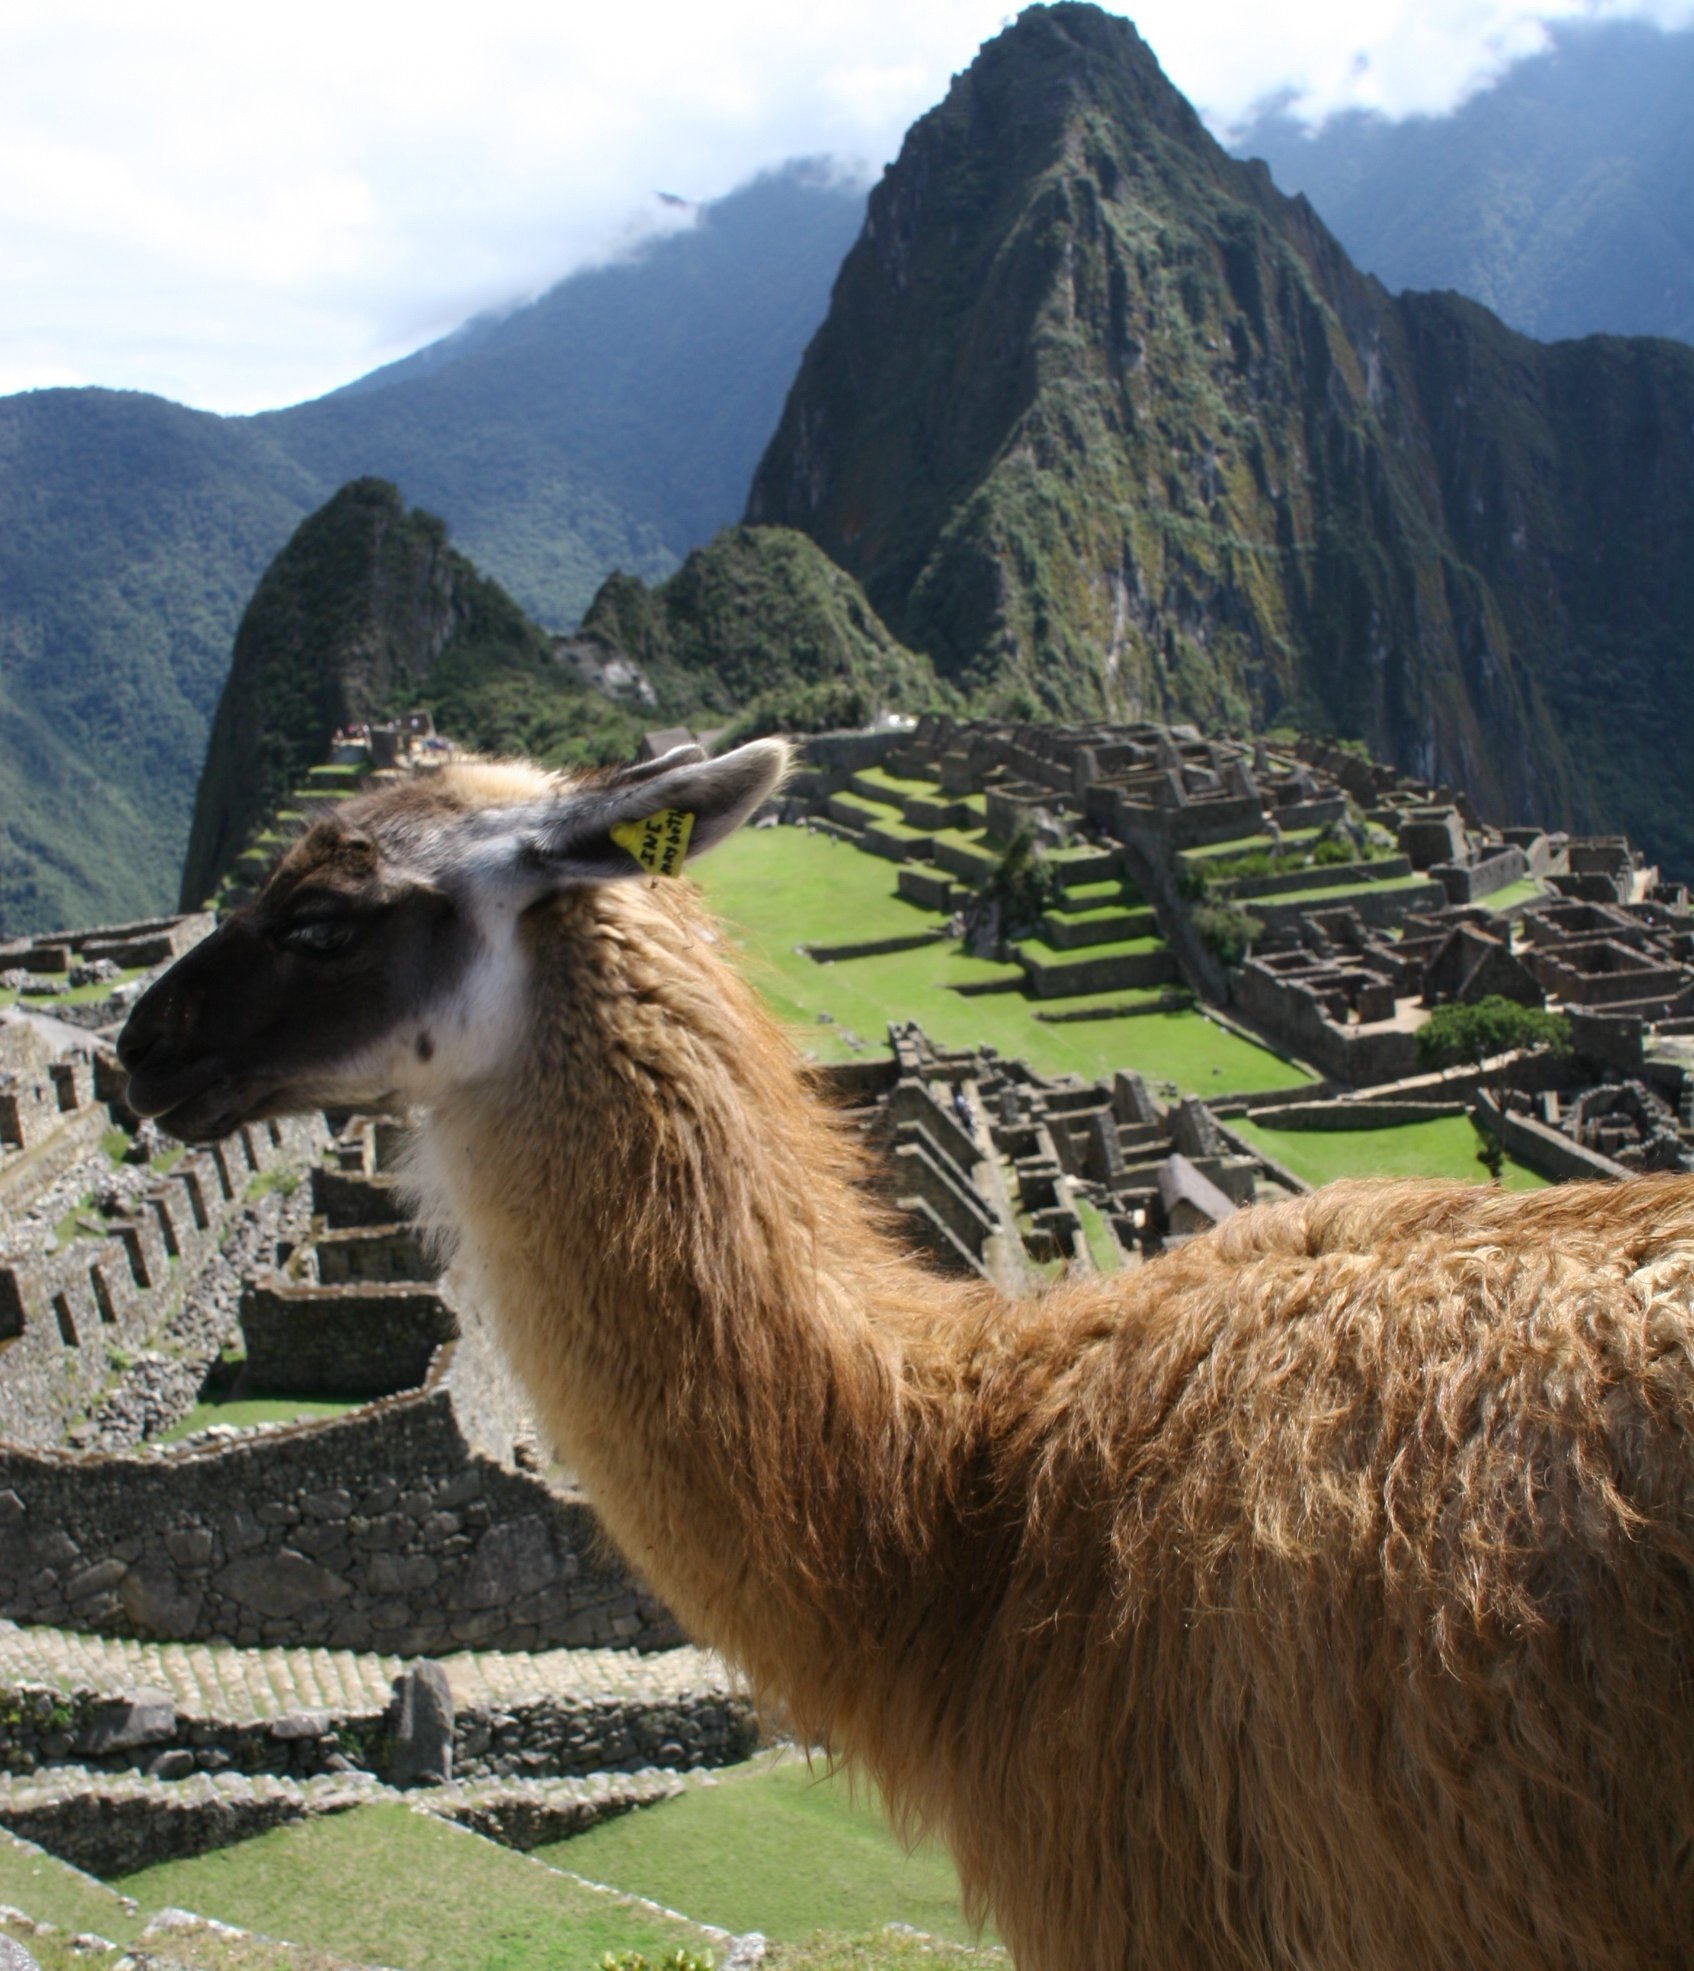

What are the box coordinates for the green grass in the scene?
[769,1935,1006,1971]
[0,1830,142,1945]
[1181,828,1323,864]
[157,1396,366,1442]
[852,767,941,798]
[245,1169,301,1201]
[1013,932,1167,966]
[1479,877,1546,913]
[923,829,1001,872]
[1246,873,1436,907]
[829,790,903,822]
[1048,879,1133,909]
[539,1757,987,1946]
[1074,1195,1123,1274]
[1228,1114,1550,1189]
[53,1193,100,1245]
[116,1803,717,1971]
[695,830,1312,1092]
[3,964,151,1012]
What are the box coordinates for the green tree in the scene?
[1192,901,1265,968]
[1416,996,1572,1178]
[963,821,1063,957]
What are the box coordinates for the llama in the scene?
[119,740,1694,1971]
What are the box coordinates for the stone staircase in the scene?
[0,1622,733,1721]
[0,1621,758,1873]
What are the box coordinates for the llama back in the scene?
[958,1175,1694,1971]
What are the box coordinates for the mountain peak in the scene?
[747,0,1694,878]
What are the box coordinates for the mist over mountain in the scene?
[9,9,1694,937]
[256,164,869,628]
[1233,19,1694,347]
[748,3,1694,878]
[0,164,865,934]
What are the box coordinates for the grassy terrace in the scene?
[539,1755,990,1944]
[157,1396,366,1442]
[0,964,151,1013]
[118,1803,721,1970]
[1480,876,1548,913]
[829,788,903,822]
[696,827,1310,1093]
[1230,1114,1549,1191]
[87,1761,1008,1971]
[1246,873,1436,907]
[1180,827,1324,865]
[851,765,944,798]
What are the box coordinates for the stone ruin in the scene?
[5,713,1690,1897]
[825,1023,1301,1284]
[0,931,755,1882]
[786,713,1692,1168]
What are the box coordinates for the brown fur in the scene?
[127,760,1694,1968]
[412,859,1694,1971]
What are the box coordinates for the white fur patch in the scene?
[382,882,533,1106]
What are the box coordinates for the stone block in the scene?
[79,1687,176,1754]
[216,1551,352,1619]
[120,1559,204,1639]
[391,1661,454,1787]
[164,1526,214,1568]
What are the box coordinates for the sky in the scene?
[4,0,1692,416]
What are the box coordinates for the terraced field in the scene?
[696,824,1312,1094]
[1229,1113,1549,1190]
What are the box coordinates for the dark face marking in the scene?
[118,821,471,1142]
[416,1031,434,1062]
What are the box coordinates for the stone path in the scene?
[0,1623,735,1720]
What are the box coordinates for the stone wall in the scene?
[1472,1092,1631,1183]
[0,1679,755,1788]
[0,1767,691,1876]
[1248,1100,1466,1130]
[0,1115,327,1448]
[1232,962,1418,1087]
[238,1277,459,1397]
[0,1345,679,1655]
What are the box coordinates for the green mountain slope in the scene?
[0,166,864,935]
[1233,20,1694,347]
[747,2,1694,877]
[570,524,943,732]
[180,480,638,909]
[261,166,868,628]
[0,389,320,932]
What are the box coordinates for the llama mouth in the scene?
[123,1058,273,1144]
[122,1054,227,1124]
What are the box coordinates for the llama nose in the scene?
[117,997,168,1073]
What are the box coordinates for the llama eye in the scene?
[283,918,355,955]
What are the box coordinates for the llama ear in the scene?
[512,739,790,893]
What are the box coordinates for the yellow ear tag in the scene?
[610,808,696,878]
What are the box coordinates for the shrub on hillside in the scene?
[1192,901,1264,967]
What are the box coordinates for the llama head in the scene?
[118,739,788,1141]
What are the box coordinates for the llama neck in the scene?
[419,888,1000,1740]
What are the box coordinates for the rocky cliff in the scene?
[179,480,634,909]
[748,4,1694,876]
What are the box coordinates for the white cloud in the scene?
[2,0,1689,413]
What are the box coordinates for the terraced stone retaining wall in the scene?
[0,1347,679,1655]
[0,1766,691,1876]
[0,1680,755,1787]
[238,1277,458,1397]
[0,1115,327,1448]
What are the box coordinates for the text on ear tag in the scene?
[611,808,696,877]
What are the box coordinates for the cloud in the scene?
[2,0,1690,413]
